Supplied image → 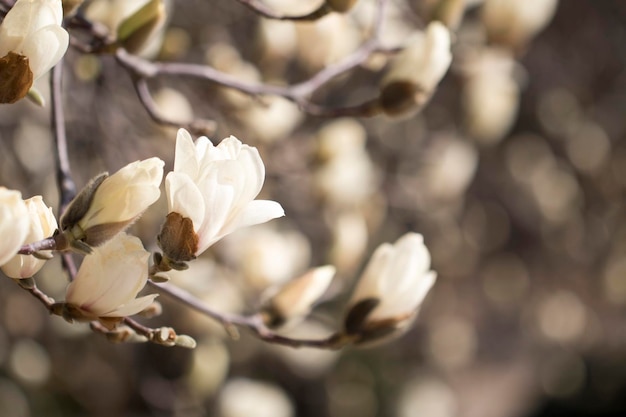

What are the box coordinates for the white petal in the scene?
[165,172,206,230]
[174,129,200,179]
[101,294,158,317]
[0,188,29,267]
[22,25,69,79]
[230,200,285,232]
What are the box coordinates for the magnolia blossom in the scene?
[380,21,452,116]
[0,187,29,267]
[263,265,335,328]
[159,129,284,262]
[65,233,157,321]
[1,196,57,278]
[61,157,164,248]
[344,233,437,343]
[0,0,69,103]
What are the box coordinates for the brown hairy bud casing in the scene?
[0,52,34,104]
[157,212,199,263]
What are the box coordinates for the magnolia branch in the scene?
[113,0,392,120]
[148,281,349,349]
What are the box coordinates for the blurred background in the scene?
[1,0,626,416]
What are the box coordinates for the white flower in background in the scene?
[158,129,285,263]
[85,0,167,56]
[482,0,559,48]
[60,157,164,249]
[64,233,157,324]
[379,21,452,116]
[262,265,335,328]
[1,196,57,278]
[344,233,436,344]
[0,0,69,103]
[0,187,29,267]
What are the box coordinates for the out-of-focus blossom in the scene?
[314,119,378,208]
[159,129,284,263]
[64,233,157,325]
[0,0,69,103]
[462,48,520,145]
[0,187,29,267]
[220,224,311,291]
[262,265,335,328]
[218,378,294,417]
[1,196,57,278]
[379,21,452,116]
[85,0,167,56]
[59,157,164,250]
[344,233,437,345]
[482,0,558,49]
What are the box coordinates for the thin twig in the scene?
[132,77,217,136]
[148,281,348,349]
[50,61,79,282]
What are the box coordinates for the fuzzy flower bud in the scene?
[343,233,437,345]
[379,21,452,117]
[262,265,335,328]
[60,157,164,251]
[0,187,30,267]
[158,129,284,264]
[0,0,69,103]
[64,233,157,327]
[1,196,57,278]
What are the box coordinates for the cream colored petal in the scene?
[21,25,69,79]
[1,196,57,278]
[348,243,393,304]
[81,157,164,227]
[228,200,285,234]
[101,293,158,317]
[0,188,29,267]
[174,128,200,179]
[165,172,205,230]
[66,234,150,316]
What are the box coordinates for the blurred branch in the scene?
[132,77,217,136]
[148,281,349,349]
[50,60,80,281]
[114,0,392,120]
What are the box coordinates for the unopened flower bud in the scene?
[116,0,166,54]
[380,21,452,117]
[262,265,335,328]
[343,233,437,346]
[175,334,197,349]
[1,196,57,279]
[59,158,164,251]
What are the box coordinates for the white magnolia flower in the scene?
[0,187,30,267]
[263,265,335,328]
[344,232,436,343]
[380,21,452,116]
[61,157,164,248]
[1,196,57,278]
[159,129,284,262]
[65,233,157,321]
[0,0,69,102]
